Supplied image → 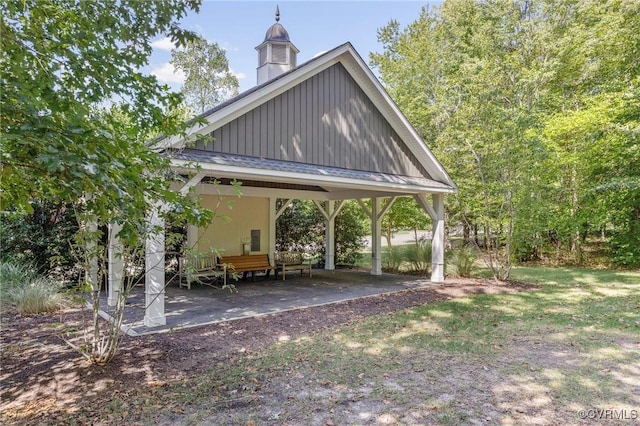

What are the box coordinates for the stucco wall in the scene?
[198,195,270,256]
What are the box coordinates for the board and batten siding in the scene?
[196,63,430,179]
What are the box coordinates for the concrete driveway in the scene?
[99,269,434,336]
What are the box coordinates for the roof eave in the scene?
[170,158,456,195]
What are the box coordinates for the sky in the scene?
[148,1,439,94]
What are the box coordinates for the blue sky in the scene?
[148,1,438,94]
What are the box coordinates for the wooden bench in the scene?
[178,254,226,290]
[219,254,275,281]
[274,252,316,281]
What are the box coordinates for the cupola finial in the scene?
[275,5,280,22]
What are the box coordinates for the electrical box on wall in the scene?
[250,229,260,252]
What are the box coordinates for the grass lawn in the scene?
[59,267,640,425]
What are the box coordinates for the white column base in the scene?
[430,266,445,283]
[144,306,167,327]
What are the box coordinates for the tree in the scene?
[371,0,639,274]
[171,37,239,114]
[1,0,214,364]
[276,200,368,267]
[381,197,430,249]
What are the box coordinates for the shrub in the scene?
[0,202,79,281]
[0,259,38,304]
[448,246,479,277]
[0,259,66,314]
[11,277,66,315]
[276,200,368,267]
[404,240,432,275]
[382,245,404,273]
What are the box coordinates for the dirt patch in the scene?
[0,278,537,424]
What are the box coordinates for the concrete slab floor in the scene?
[98,269,436,336]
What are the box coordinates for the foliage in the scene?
[371,0,640,272]
[0,201,80,280]
[0,259,66,315]
[447,245,478,278]
[381,245,403,273]
[276,200,325,254]
[334,200,369,266]
[276,200,368,267]
[381,197,430,249]
[171,36,239,114]
[1,0,216,364]
[404,239,432,275]
[0,258,38,298]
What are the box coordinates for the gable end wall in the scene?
[195,63,430,179]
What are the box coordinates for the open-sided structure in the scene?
[108,11,457,328]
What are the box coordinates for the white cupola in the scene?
[255,5,299,85]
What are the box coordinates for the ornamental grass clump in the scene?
[0,259,66,315]
[382,246,404,273]
[448,245,479,278]
[405,240,432,275]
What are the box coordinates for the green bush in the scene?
[610,231,640,268]
[382,245,404,272]
[448,246,479,277]
[404,240,431,275]
[0,201,79,281]
[276,200,368,267]
[0,259,66,314]
[0,259,38,304]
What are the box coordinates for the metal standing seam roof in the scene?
[171,149,453,191]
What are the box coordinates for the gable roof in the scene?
[165,42,456,192]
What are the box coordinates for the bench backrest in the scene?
[181,253,217,270]
[274,251,317,265]
[219,254,271,270]
[274,252,302,265]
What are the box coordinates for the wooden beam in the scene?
[275,198,291,219]
[414,193,437,221]
[357,199,372,220]
[179,172,206,195]
[377,197,398,220]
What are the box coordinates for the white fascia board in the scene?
[171,158,456,195]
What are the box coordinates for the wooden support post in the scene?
[325,201,335,270]
[313,200,345,270]
[431,194,445,282]
[371,198,382,275]
[86,220,99,289]
[144,203,166,327]
[107,223,123,307]
[269,197,277,266]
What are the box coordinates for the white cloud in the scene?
[151,62,185,84]
[231,69,247,80]
[151,37,175,51]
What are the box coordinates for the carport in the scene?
[106,42,456,329]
